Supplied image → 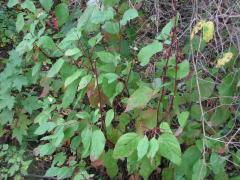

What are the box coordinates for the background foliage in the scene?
[0,0,240,179]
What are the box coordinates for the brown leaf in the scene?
[87,83,109,108]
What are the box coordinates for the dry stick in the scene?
[156,18,178,124]
[191,37,207,164]
[78,41,104,126]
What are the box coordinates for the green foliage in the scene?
[0,144,31,179]
[1,0,240,179]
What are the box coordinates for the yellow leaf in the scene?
[216,52,233,68]
[203,21,214,43]
[190,20,206,40]
[191,20,214,43]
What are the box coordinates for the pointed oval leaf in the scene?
[138,41,163,66]
[90,130,106,161]
[78,74,92,90]
[158,133,181,165]
[147,138,159,159]
[120,8,138,26]
[55,3,69,27]
[7,0,19,8]
[137,135,149,160]
[47,58,65,78]
[64,70,84,87]
[113,133,140,159]
[178,111,189,128]
[16,13,24,32]
[105,109,114,127]
[126,86,156,112]
[40,0,53,12]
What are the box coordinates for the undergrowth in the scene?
[0,0,240,179]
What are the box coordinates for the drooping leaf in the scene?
[55,3,69,27]
[160,122,172,134]
[65,48,82,56]
[104,150,118,178]
[216,52,233,68]
[147,138,159,159]
[113,133,140,159]
[34,122,56,135]
[38,36,55,50]
[120,8,138,26]
[64,70,84,87]
[38,143,56,156]
[105,109,114,127]
[47,59,65,78]
[126,86,157,111]
[16,13,24,32]
[137,135,149,160]
[102,21,119,34]
[7,0,19,8]
[21,0,36,13]
[156,19,174,41]
[178,111,189,128]
[158,133,181,165]
[192,159,207,180]
[40,0,53,12]
[90,130,106,161]
[61,80,78,108]
[78,74,92,90]
[138,41,163,66]
[81,127,92,157]
[203,21,214,43]
[96,51,115,63]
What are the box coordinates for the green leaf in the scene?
[158,133,181,165]
[156,20,174,41]
[0,109,13,125]
[0,95,15,110]
[22,96,41,114]
[90,130,106,160]
[147,138,159,159]
[198,77,215,99]
[113,133,140,159]
[7,0,19,8]
[21,0,36,13]
[53,152,66,166]
[81,127,92,157]
[65,70,84,87]
[103,21,119,34]
[78,74,92,90]
[120,8,138,26]
[65,48,82,57]
[210,152,225,174]
[126,86,156,111]
[16,13,24,32]
[38,36,55,49]
[176,60,190,79]
[105,109,114,127]
[61,80,78,108]
[40,0,53,12]
[178,111,189,128]
[47,58,65,78]
[192,159,207,180]
[55,3,69,27]
[34,122,56,135]
[138,41,163,66]
[137,135,149,160]
[104,150,118,177]
[38,143,56,156]
[159,122,172,134]
[96,51,115,63]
